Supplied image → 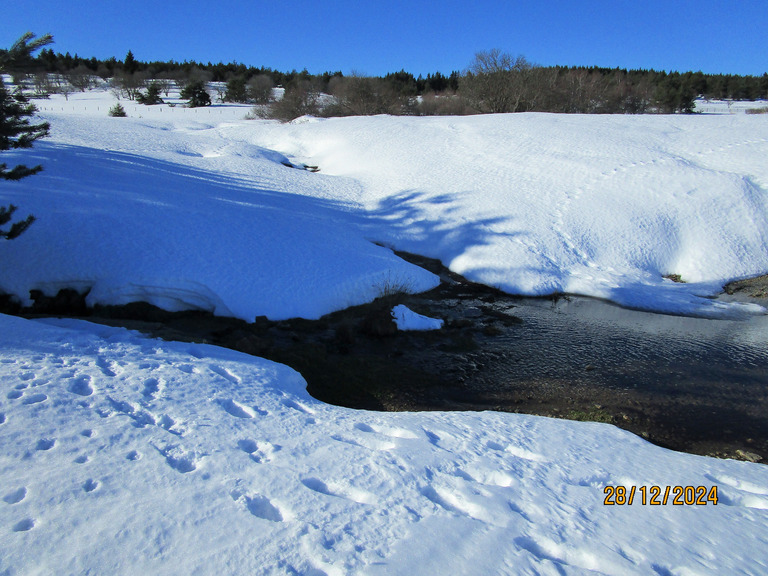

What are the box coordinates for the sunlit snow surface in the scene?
[1,91,768,574]
[1,90,768,318]
[1,314,768,575]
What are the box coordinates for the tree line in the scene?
[3,45,767,120]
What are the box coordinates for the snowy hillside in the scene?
[3,90,768,318]
[1,89,768,574]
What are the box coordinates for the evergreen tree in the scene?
[136,82,164,105]
[123,50,138,74]
[223,76,248,103]
[1,32,53,239]
[180,80,211,107]
[108,102,127,117]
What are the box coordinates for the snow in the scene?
[245,112,768,317]
[391,304,444,331]
[3,90,768,319]
[1,314,768,575]
[1,88,768,573]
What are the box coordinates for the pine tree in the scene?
[1,32,53,239]
[180,80,211,107]
[123,50,138,75]
[136,82,164,105]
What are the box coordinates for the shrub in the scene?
[108,102,127,117]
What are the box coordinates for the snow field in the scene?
[1,314,768,575]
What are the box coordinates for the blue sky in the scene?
[2,0,766,76]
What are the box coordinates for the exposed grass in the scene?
[746,107,768,115]
[663,273,685,283]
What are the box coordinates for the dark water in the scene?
[445,293,768,462]
[497,296,767,392]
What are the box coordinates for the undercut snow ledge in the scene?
[391,304,444,331]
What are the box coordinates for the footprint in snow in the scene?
[217,398,261,419]
[35,438,56,451]
[68,375,94,397]
[0,413,5,425]
[3,487,27,505]
[83,479,99,493]
[7,390,23,400]
[22,393,47,405]
[12,518,35,532]
[231,491,285,522]
[156,445,200,474]
[237,439,281,463]
[142,378,161,399]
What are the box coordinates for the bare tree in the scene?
[65,64,96,92]
[247,74,274,104]
[268,79,322,121]
[111,71,146,100]
[327,74,404,116]
[460,49,534,113]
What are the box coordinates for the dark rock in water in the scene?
[463,307,483,318]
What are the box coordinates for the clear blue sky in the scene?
[2,0,766,76]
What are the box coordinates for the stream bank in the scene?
[5,253,768,463]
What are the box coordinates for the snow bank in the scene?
[1,314,767,575]
[245,112,768,317]
[0,95,438,321]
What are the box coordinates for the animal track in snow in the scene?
[331,434,396,452]
[355,422,418,440]
[282,398,315,415]
[95,356,117,377]
[126,450,142,461]
[68,375,94,396]
[176,364,196,374]
[74,454,89,464]
[7,390,23,400]
[83,479,99,493]
[3,487,27,504]
[0,413,5,424]
[705,473,768,509]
